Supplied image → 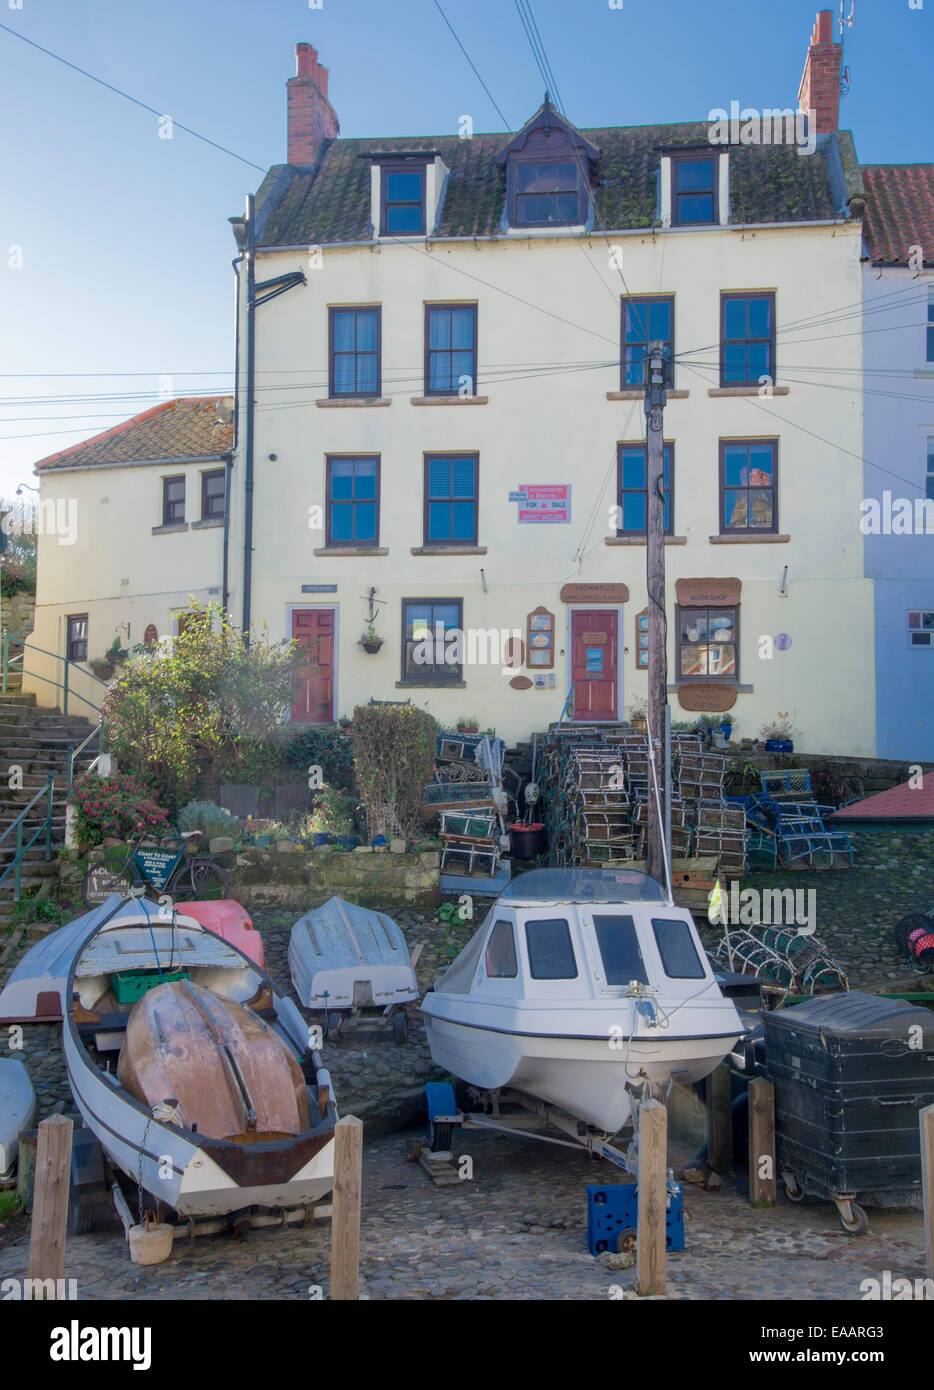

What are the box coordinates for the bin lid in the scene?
[762,990,931,1038]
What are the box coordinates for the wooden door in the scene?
[291,608,335,724]
[571,609,618,721]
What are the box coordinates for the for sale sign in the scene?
[513,484,571,523]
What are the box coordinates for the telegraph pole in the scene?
[644,341,671,885]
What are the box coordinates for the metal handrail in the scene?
[67,719,104,797]
[1,629,108,714]
[0,773,55,899]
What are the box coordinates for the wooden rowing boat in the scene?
[117,980,310,1143]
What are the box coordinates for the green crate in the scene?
[110,968,189,1005]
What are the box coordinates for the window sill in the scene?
[914,367,934,379]
[605,535,687,546]
[191,517,225,530]
[316,397,391,408]
[396,679,466,689]
[606,389,690,401]
[152,522,189,535]
[410,395,489,406]
[313,547,388,556]
[710,533,790,544]
[669,682,754,694]
[708,386,790,397]
[410,545,487,556]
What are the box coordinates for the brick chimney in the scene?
[287,43,339,166]
[798,10,842,135]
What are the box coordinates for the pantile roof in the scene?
[861,164,934,266]
[35,397,234,472]
[254,121,839,248]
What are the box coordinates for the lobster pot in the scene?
[745,829,778,870]
[716,926,847,995]
[439,810,496,841]
[762,993,934,1207]
[696,802,746,834]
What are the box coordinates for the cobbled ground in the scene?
[0,827,931,1300]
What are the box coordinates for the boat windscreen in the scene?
[499,867,666,905]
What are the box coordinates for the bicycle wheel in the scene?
[82,855,142,908]
[172,857,230,902]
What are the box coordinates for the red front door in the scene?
[571,609,618,721]
[291,609,335,724]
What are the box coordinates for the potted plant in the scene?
[627,698,648,735]
[710,713,734,749]
[457,715,479,734]
[108,635,129,667]
[88,654,116,681]
[359,625,383,654]
[760,712,796,754]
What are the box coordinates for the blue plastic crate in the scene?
[586,1183,684,1256]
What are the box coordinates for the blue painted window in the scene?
[721,293,774,387]
[622,298,674,388]
[426,305,477,395]
[617,444,672,534]
[402,599,462,682]
[721,439,777,532]
[381,166,425,235]
[330,307,380,396]
[927,289,934,363]
[326,457,379,546]
[672,155,716,224]
[425,455,478,545]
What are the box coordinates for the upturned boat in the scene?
[63,899,335,1218]
[420,867,743,1134]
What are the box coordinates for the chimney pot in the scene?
[287,42,338,166]
[798,9,841,135]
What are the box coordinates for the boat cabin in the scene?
[437,868,716,1007]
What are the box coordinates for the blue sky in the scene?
[0,0,927,493]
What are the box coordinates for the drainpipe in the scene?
[242,193,257,646]
[225,247,243,621]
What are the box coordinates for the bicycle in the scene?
[82,830,230,908]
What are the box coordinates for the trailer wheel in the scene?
[782,1171,804,1203]
[392,1012,407,1044]
[614,1227,637,1256]
[837,1199,868,1236]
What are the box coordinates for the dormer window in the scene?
[514,159,582,226]
[381,163,426,235]
[671,152,717,224]
[497,96,599,232]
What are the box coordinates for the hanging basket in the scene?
[359,637,383,654]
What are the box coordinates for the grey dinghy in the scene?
[289,896,417,1014]
[421,867,743,1135]
[64,900,336,1219]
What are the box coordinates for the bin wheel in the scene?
[392,1012,407,1044]
[837,1199,869,1236]
[782,1171,804,1203]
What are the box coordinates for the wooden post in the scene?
[636,1098,667,1297]
[921,1104,934,1279]
[748,1077,777,1206]
[706,1063,733,1173]
[27,1113,73,1297]
[16,1128,37,1207]
[330,1114,363,1301]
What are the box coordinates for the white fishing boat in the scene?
[0,1059,35,1181]
[63,899,336,1219]
[421,867,743,1135]
[289,896,417,1040]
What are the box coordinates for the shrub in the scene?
[302,785,356,838]
[177,800,240,841]
[351,704,439,837]
[70,772,169,853]
[285,726,354,791]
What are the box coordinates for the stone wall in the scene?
[1,590,35,645]
[60,843,441,912]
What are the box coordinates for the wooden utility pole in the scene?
[644,342,672,885]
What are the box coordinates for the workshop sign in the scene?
[508,484,571,523]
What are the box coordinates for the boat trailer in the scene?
[419,1081,677,1193]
